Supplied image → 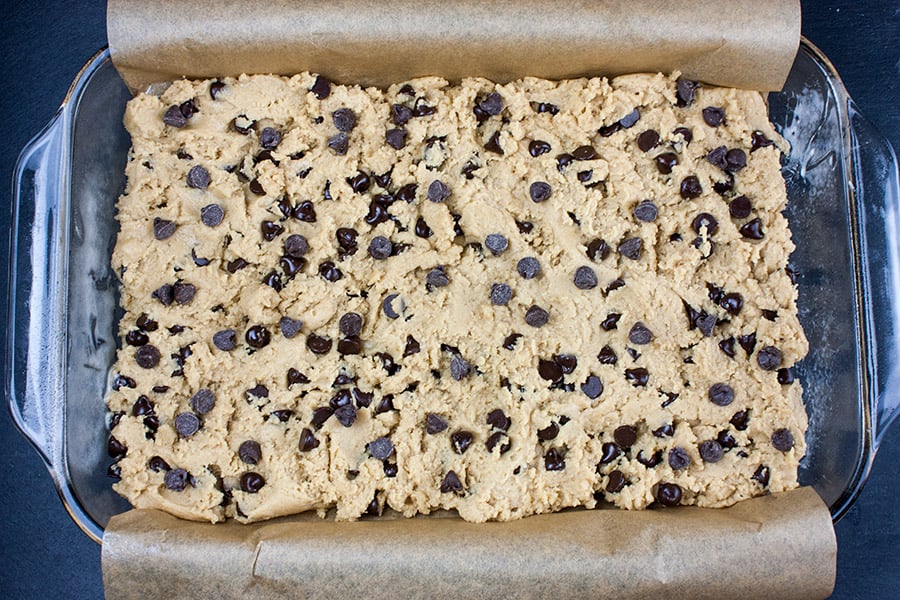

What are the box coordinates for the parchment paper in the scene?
[101,2,834,598]
[103,487,835,599]
[108,0,801,94]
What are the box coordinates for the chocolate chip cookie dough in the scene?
[105,70,808,523]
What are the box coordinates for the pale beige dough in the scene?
[106,71,807,523]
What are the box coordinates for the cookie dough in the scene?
[105,71,808,523]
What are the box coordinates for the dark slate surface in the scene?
[1,1,897,597]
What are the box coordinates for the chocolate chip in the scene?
[614,425,638,448]
[600,442,621,464]
[205,80,225,100]
[335,227,359,257]
[190,388,216,414]
[153,218,176,240]
[246,384,269,400]
[382,127,407,150]
[713,176,734,195]
[707,145,728,170]
[702,106,725,127]
[451,430,473,454]
[751,131,775,152]
[413,217,433,239]
[740,218,765,240]
[617,237,642,260]
[769,427,796,452]
[330,107,357,132]
[427,179,451,203]
[628,322,653,345]
[633,200,658,222]
[125,330,149,347]
[327,132,349,155]
[597,345,618,364]
[319,261,342,282]
[529,140,552,157]
[426,267,450,288]
[172,282,195,304]
[680,176,703,199]
[208,329,235,352]
[655,152,678,174]
[724,197,752,222]
[656,482,682,506]
[636,448,663,468]
[637,130,660,152]
[249,178,266,196]
[517,256,541,279]
[624,367,648,386]
[135,345,161,369]
[291,427,319,454]
[532,102,560,115]
[572,145,597,161]
[604,470,626,493]
[544,447,566,471]
[503,333,522,350]
[441,470,464,494]
[675,79,699,107]
[752,465,771,487]
[653,423,675,438]
[757,346,782,371]
[175,412,200,437]
[689,214,718,237]
[365,436,394,460]
[306,334,333,355]
[366,235,392,260]
[619,108,640,128]
[490,283,513,305]
[287,368,309,386]
[333,404,356,427]
[725,149,746,172]
[673,126,693,144]
[698,440,724,463]
[183,166,211,192]
[483,233,509,256]
[529,181,552,203]
[777,367,796,385]
[715,337,735,359]
[565,265,598,291]
[112,375,136,392]
[245,325,271,349]
[708,382,734,406]
[484,130,504,154]
[163,105,188,128]
[479,92,504,116]
[238,472,265,493]
[164,468,193,491]
[225,258,248,273]
[668,447,691,470]
[483,409,510,433]
[382,293,402,319]
[485,431,511,454]
[335,313,362,338]
[236,440,262,465]
[587,238,610,261]
[538,358,563,382]
[556,153,574,171]
[426,413,448,435]
[275,317,301,340]
[146,456,171,473]
[525,305,549,328]
[537,422,559,441]
[257,127,281,150]
[448,355,471,381]
[598,122,621,137]
[107,436,127,459]
[131,396,154,417]
[553,354,576,374]
[195,204,225,230]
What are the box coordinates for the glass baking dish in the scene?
[7,39,899,544]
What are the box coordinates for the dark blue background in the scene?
[1,2,898,597]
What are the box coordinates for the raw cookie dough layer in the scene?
[105,71,808,523]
